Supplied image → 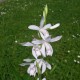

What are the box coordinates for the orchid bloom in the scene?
[28,16,60,40]
[20,58,51,77]
[32,36,62,57]
[20,42,42,59]
[20,59,37,77]
[34,59,51,74]
[27,63,37,77]
[19,5,62,80]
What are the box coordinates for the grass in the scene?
[0,0,80,80]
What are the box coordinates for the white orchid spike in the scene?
[20,42,42,59]
[20,5,62,80]
[32,36,62,57]
[34,59,51,74]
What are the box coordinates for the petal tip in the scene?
[50,23,60,29]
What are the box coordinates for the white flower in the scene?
[32,36,62,57]
[20,59,38,77]
[37,78,46,80]
[28,17,60,40]
[20,58,51,76]
[20,58,51,77]
[42,78,46,80]
[20,42,42,59]
[27,63,37,77]
[35,59,51,74]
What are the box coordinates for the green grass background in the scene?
[0,0,80,80]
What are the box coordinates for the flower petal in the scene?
[35,59,42,68]
[42,63,46,74]
[32,47,41,58]
[27,63,37,77]
[20,63,31,66]
[45,35,51,42]
[40,44,46,57]
[32,39,43,44]
[39,32,45,40]
[46,62,51,70]
[32,47,37,59]
[37,78,39,80]
[35,48,41,57]
[23,58,34,62]
[20,42,33,46]
[40,17,44,28]
[27,66,30,73]
[50,36,62,42]
[39,29,49,40]
[28,25,40,30]
[45,42,53,56]
[50,23,60,29]
[43,24,52,29]
[42,78,46,80]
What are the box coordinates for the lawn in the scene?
[0,0,80,80]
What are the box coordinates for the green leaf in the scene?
[50,65,57,73]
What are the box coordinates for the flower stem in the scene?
[36,62,42,80]
[39,74,41,80]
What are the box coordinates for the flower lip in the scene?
[27,63,37,77]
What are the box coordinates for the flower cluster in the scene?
[20,5,62,80]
